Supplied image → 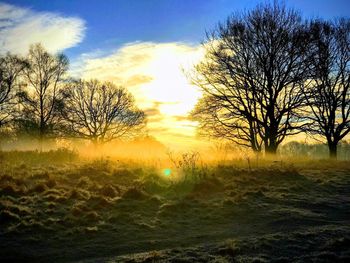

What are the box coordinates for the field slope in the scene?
[0,153,349,262]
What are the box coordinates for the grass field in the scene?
[0,150,349,262]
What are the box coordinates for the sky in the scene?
[1,0,349,149]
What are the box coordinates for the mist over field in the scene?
[1,0,350,262]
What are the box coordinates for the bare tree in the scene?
[191,3,310,154]
[191,94,263,152]
[19,44,68,143]
[303,19,350,159]
[61,79,145,144]
[0,53,28,129]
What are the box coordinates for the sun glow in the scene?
[79,42,208,149]
[141,45,203,115]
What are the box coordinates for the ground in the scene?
[0,150,349,262]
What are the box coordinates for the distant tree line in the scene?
[191,2,350,159]
[0,44,145,149]
[279,141,350,160]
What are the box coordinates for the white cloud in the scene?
[0,2,85,55]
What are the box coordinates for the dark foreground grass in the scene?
[0,151,349,262]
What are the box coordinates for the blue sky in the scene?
[3,0,350,60]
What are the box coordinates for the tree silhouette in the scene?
[191,94,263,152]
[191,3,310,154]
[0,54,28,129]
[18,44,68,144]
[303,19,350,159]
[61,79,145,144]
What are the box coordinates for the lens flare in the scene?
[163,168,171,177]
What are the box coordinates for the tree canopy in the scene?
[61,79,146,144]
[192,3,312,154]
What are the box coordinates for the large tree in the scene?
[191,3,310,154]
[19,44,68,142]
[61,79,145,144]
[303,19,350,159]
[192,93,263,152]
[0,54,28,129]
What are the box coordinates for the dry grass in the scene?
[0,150,349,262]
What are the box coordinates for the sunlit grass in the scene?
[0,148,349,262]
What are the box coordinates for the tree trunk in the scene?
[265,146,277,155]
[39,119,45,152]
[328,142,337,159]
[265,141,278,155]
[92,137,99,148]
[38,130,44,152]
[265,125,278,155]
[91,137,102,154]
[251,144,261,153]
[252,148,261,154]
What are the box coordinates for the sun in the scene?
[139,43,204,116]
[81,42,207,149]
